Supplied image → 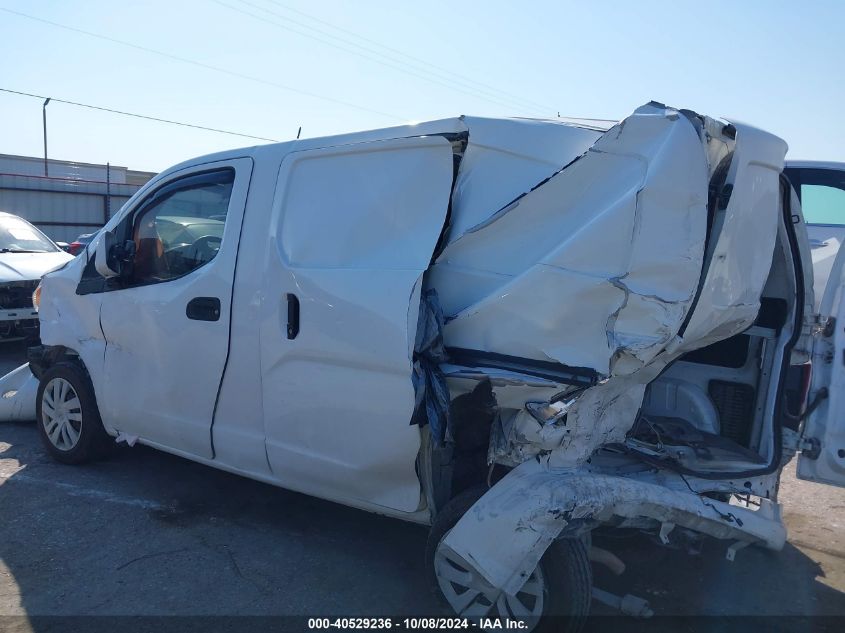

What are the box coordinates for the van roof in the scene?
[158,115,617,181]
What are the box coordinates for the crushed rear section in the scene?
[416,102,800,618]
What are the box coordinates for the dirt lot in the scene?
[1,340,844,631]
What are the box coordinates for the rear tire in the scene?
[36,362,111,464]
[426,486,591,633]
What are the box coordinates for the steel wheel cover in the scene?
[41,377,83,451]
[434,532,546,630]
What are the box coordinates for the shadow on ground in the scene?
[1,416,845,631]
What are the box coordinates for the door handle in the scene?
[287,293,300,339]
[186,297,221,321]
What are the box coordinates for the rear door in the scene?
[96,158,252,458]
[784,166,845,308]
[796,166,845,486]
[260,136,453,512]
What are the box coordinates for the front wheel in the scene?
[426,486,592,633]
[36,362,111,464]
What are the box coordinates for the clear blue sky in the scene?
[1,0,842,172]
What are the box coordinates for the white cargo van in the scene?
[26,102,845,630]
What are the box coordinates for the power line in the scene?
[219,0,553,116]
[0,7,406,122]
[260,0,559,114]
[0,88,282,141]
[217,0,525,113]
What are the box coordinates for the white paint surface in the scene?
[0,363,36,421]
[28,103,824,574]
[260,136,455,512]
[96,158,253,459]
[443,459,787,596]
[800,228,845,486]
[435,105,709,376]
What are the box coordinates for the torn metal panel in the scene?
[482,361,668,468]
[0,363,37,422]
[446,117,603,244]
[437,105,788,473]
[442,459,786,596]
[676,121,787,351]
[433,104,710,377]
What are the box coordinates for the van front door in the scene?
[96,158,252,458]
[261,136,454,512]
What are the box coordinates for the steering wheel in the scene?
[190,235,222,261]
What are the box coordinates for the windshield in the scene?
[0,216,59,253]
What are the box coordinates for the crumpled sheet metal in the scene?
[446,116,603,243]
[442,105,787,470]
[678,120,787,349]
[433,104,710,377]
[489,364,665,469]
[0,363,37,422]
[438,107,791,600]
[442,459,787,596]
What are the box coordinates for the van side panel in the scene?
[259,136,454,513]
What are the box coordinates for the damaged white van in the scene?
[23,102,845,629]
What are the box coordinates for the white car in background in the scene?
[0,212,73,340]
[784,161,845,307]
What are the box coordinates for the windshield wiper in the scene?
[0,249,49,253]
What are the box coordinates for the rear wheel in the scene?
[426,486,592,633]
[36,362,111,464]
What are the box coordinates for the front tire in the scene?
[36,362,111,464]
[426,486,591,633]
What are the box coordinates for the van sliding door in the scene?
[260,136,453,512]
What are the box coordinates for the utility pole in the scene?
[42,97,51,176]
[105,162,111,222]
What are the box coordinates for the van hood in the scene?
[0,251,74,283]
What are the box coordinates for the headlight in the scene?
[32,282,42,312]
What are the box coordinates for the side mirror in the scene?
[55,241,71,253]
[95,231,135,279]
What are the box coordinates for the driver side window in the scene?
[129,169,234,286]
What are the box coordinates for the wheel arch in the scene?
[28,344,85,380]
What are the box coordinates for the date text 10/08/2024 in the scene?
[307,618,529,630]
